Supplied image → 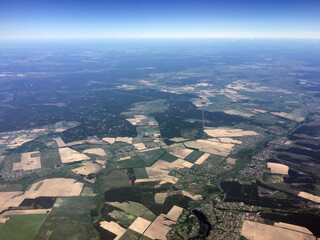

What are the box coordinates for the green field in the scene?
[0,214,48,240]
[160,152,178,163]
[0,223,4,232]
[34,182,43,191]
[137,148,165,165]
[119,229,142,240]
[117,154,147,169]
[35,196,95,240]
[184,150,204,163]
[40,149,62,168]
[109,210,136,227]
[108,201,156,222]
[134,167,149,179]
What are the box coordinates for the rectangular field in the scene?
[0,214,48,240]
[134,168,149,179]
[40,149,62,168]
[184,151,204,163]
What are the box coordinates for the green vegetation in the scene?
[161,152,179,162]
[35,197,95,240]
[40,149,62,168]
[208,95,230,102]
[134,167,149,179]
[117,155,147,169]
[0,214,48,240]
[119,229,141,240]
[137,148,166,165]
[81,186,96,196]
[34,182,43,191]
[116,148,166,169]
[184,150,204,163]
[108,201,156,222]
[139,234,153,240]
[109,210,136,227]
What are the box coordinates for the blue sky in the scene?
[1,0,320,39]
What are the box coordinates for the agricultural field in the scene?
[0,214,48,240]
[0,40,320,240]
[34,197,95,240]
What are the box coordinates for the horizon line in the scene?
[1,37,320,41]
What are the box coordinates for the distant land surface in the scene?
[0,40,320,240]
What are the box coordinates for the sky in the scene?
[1,0,320,39]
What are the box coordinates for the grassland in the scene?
[134,167,149,179]
[160,152,179,163]
[137,148,166,165]
[35,196,95,240]
[184,150,204,163]
[108,201,156,222]
[40,149,62,168]
[109,210,136,227]
[119,229,142,240]
[0,214,48,240]
[117,154,147,169]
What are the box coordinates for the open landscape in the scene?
[0,38,320,240]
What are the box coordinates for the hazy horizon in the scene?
[1,0,320,40]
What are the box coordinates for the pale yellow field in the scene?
[53,137,66,147]
[194,153,210,165]
[135,175,178,185]
[284,140,292,145]
[181,191,202,201]
[7,135,36,149]
[145,167,170,178]
[170,149,193,159]
[224,109,254,118]
[117,156,131,161]
[171,159,193,168]
[116,137,133,144]
[274,222,313,235]
[99,221,126,240]
[128,217,152,234]
[219,137,242,144]
[140,147,160,152]
[166,205,184,221]
[226,157,237,165]
[241,220,315,240]
[184,139,234,157]
[252,109,267,114]
[154,192,168,204]
[0,191,25,212]
[143,214,175,240]
[72,161,102,175]
[204,128,258,137]
[102,137,116,144]
[1,208,51,217]
[126,115,148,126]
[26,178,84,198]
[133,143,146,151]
[298,191,320,203]
[31,128,46,133]
[271,112,305,122]
[12,151,41,171]
[83,148,106,156]
[126,118,139,125]
[54,128,68,132]
[0,178,82,212]
[267,162,289,175]
[95,159,106,165]
[59,147,90,163]
[137,158,193,185]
